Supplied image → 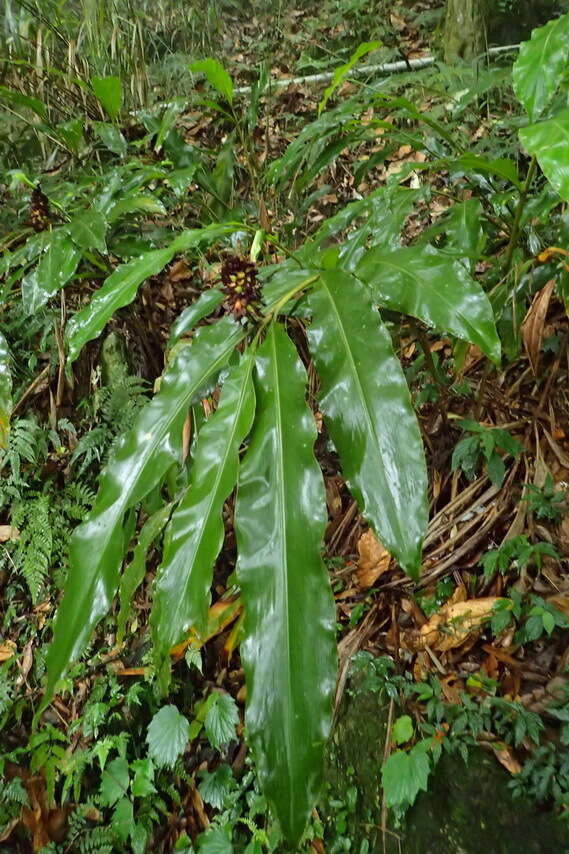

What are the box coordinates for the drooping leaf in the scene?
[44,318,243,706]
[381,742,431,808]
[198,764,235,810]
[356,244,501,363]
[519,110,569,202]
[319,41,380,114]
[307,270,427,575]
[204,691,239,749]
[235,323,336,844]
[107,195,167,222]
[512,13,569,121]
[146,705,190,768]
[91,75,122,119]
[0,85,48,121]
[168,289,224,346]
[93,121,127,156]
[65,224,238,362]
[190,58,234,104]
[21,230,81,315]
[67,209,108,253]
[0,332,12,449]
[116,502,173,643]
[151,355,255,658]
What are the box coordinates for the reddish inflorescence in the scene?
[220,255,261,320]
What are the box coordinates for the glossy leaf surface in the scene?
[65,225,237,362]
[190,58,233,104]
[67,210,108,253]
[21,230,81,315]
[235,324,336,843]
[356,244,501,363]
[513,13,569,121]
[168,288,224,346]
[307,270,427,574]
[519,110,569,202]
[152,355,255,657]
[44,318,243,705]
[0,331,11,449]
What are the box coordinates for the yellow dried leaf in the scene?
[0,640,16,662]
[419,597,504,652]
[356,529,391,589]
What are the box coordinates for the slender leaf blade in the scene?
[0,331,12,449]
[235,323,336,844]
[519,110,569,202]
[307,270,427,574]
[44,318,243,706]
[356,244,501,363]
[65,225,238,362]
[190,59,233,104]
[151,354,255,656]
[21,230,81,315]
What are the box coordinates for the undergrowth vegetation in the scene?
[1,1,569,851]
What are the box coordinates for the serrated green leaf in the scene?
[356,244,501,364]
[198,764,235,809]
[151,356,255,658]
[307,270,427,575]
[204,691,239,749]
[542,610,555,635]
[0,331,12,449]
[520,110,569,202]
[91,75,122,119]
[99,757,130,806]
[235,323,336,843]
[112,797,134,842]
[21,230,81,315]
[513,13,569,121]
[65,224,238,362]
[44,318,243,707]
[190,58,233,104]
[392,715,413,745]
[195,827,233,854]
[67,209,108,253]
[147,705,190,768]
[381,743,431,808]
[131,758,156,798]
[117,502,172,643]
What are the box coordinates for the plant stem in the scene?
[503,155,537,274]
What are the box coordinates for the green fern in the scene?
[11,494,52,602]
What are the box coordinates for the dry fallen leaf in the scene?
[356,529,391,589]
[0,640,16,662]
[419,597,503,652]
[521,279,555,375]
[0,525,19,542]
[493,746,522,775]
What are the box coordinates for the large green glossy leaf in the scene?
[151,354,255,657]
[190,58,234,104]
[235,323,336,844]
[67,210,108,252]
[65,224,238,363]
[21,230,81,315]
[307,270,427,574]
[44,318,243,706]
[0,331,12,449]
[513,13,569,121]
[168,289,224,346]
[309,185,423,269]
[356,244,501,363]
[519,110,569,202]
[91,75,122,120]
